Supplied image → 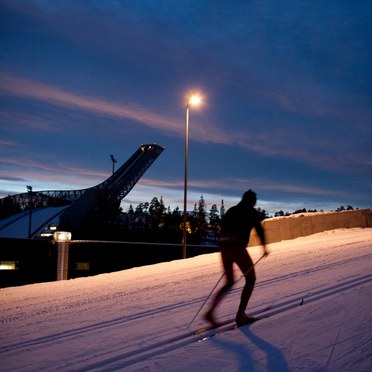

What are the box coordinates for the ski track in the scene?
[324,328,342,369]
[1,251,370,353]
[1,250,370,327]
[2,272,370,371]
[64,274,371,371]
[1,250,370,347]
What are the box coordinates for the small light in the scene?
[0,261,17,270]
[54,231,72,243]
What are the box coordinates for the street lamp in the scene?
[110,155,117,175]
[182,92,202,259]
[26,185,33,238]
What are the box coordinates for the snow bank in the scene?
[250,209,372,246]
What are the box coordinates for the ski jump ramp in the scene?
[0,144,164,238]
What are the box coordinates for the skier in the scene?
[204,189,269,327]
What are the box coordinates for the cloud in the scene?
[0,156,107,188]
[0,110,69,132]
[0,72,369,175]
[0,72,247,145]
[0,73,183,134]
[139,176,337,198]
[0,139,20,147]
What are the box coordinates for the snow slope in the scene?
[1,228,371,371]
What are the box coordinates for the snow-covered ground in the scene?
[1,228,371,371]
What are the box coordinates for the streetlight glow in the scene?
[188,94,202,106]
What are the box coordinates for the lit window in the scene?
[75,262,90,271]
[0,261,17,270]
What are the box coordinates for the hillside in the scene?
[1,228,371,371]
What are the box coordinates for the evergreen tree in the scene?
[220,199,225,219]
[196,195,208,237]
[149,197,165,228]
[209,204,220,230]
[198,195,207,223]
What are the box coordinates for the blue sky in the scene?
[0,0,371,214]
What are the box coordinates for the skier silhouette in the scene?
[205,189,269,327]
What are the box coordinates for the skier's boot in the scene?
[236,312,257,327]
[204,309,219,327]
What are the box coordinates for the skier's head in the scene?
[241,189,257,207]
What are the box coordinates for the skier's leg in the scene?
[236,249,256,316]
[205,249,234,324]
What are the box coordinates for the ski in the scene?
[193,318,235,335]
[194,312,265,335]
[193,302,274,335]
[195,298,304,339]
[195,317,262,342]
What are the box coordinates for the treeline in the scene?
[100,195,262,243]
[97,196,357,243]
[274,205,356,217]
[0,192,357,243]
[111,196,228,243]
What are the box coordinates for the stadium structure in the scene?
[0,144,164,239]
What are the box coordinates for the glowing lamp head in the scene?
[187,93,202,107]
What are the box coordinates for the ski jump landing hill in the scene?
[0,144,164,239]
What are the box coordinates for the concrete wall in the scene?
[249,209,372,246]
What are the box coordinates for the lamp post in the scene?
[182,93,202,259]
[110,155,117,175]
[54,231,72,281]
[26,185,33,238]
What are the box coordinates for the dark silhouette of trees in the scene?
[220,199,225,220]
[110,195,229,243]
[256,207,269,220]
[336,205,354,212]
[76,194,357,242]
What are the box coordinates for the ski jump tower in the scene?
[0,144,164,238]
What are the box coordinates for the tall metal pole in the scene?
[182,103,190,259]
[27,185,33,238]
[110,155,117,175]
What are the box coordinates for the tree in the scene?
[293,208,307,214]
[220,199,225,219]
[197,195,207,223]
[256,207,269,220]
[209,204,219,222]
[188,196,208,240]
[149,196,166,228]
[209,204,220,232]
[275,210,284,217]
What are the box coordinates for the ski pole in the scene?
[240,253,266,280]
[186,271,225,329]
